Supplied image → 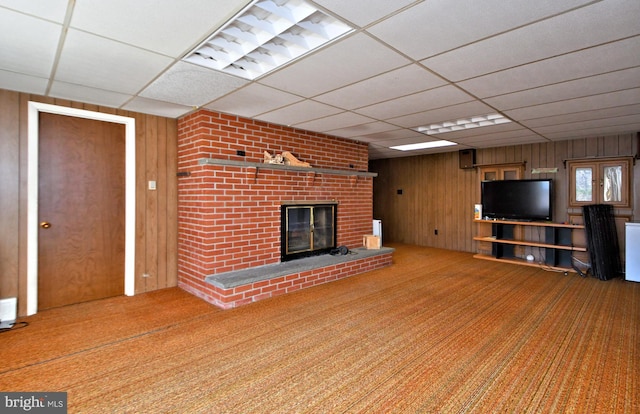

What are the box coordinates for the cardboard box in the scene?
[474,204,482,220]
[363,235,381,249]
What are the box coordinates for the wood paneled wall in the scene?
[370,134,638,253]
[0,89,178,316]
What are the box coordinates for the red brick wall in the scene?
[177,109,373,295]
[178,110,369,171]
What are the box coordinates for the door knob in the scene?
[40,221,51,229]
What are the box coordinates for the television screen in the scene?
[481,179,553,221]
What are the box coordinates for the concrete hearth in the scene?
[198,247,394,309]
[208,247,394,289]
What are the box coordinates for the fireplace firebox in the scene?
[281,203,337,261]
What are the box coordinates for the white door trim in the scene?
[27,102,136,315]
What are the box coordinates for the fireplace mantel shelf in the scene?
[198,158,378,178]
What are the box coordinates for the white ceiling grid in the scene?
[0,0,637,159]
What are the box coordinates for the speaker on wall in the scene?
[459,149,476,169]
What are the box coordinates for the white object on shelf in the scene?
[0,297,17,328]
[373,219,382,241]
[625,222,640,282]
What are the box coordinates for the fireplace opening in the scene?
[281,203,337,261]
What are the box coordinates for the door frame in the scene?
[27,102,136,315]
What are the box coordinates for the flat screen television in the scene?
[481,179,553,221]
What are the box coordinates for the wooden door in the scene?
[38,113,126,310]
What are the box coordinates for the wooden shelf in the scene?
[474,220,587,272]
[473,254,579,273]
[474,219,584,229]
[473,236,587,251]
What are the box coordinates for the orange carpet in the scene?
[1,245,638,413]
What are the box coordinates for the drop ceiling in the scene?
[1,0,638,159]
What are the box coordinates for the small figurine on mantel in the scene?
[263,150,311,168]
[263,151,284,165]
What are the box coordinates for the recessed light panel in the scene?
[390,140,458,151]
[183,0,354,80]
[414,113,512,135]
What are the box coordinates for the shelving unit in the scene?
[473,219,586,272]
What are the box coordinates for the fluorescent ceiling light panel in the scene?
[414,113,512,135]
[390,140,458,151]
[183,0,354,80]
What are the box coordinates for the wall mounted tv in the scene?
[481,179,553,221]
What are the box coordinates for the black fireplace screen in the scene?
[281,204,337,261]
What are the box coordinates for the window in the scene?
[478,163,524,182]
[568,158,631,208]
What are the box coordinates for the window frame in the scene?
[567,157,632,209]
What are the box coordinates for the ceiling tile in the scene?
[0,0,68,22]
[295,112,375,132]
[70,0,247,57]
[140,61,248,107]
[56,29,173,94]
[485,67,640,110]
[0,10,61,77]
[206,83,304,119]
[258,33,410,97]
[421,0,640,81]
[452,127,539,143]
[531,114,640,135]
[122,96,194,119]
[355,85,474,120]
[49,81,132,108]
[314,64,446,110]
[255,100,343,126]
[355,129,425,144]
[541,123,640,141]
[326,121,399,138]
[368,145,406,160]
[0,69,48,95]
[367,0,593,60]
[313,0,416,27]
[521,104,640,128]
[505,88,640,121]
[459,36,640,98]
[457,134,547,147]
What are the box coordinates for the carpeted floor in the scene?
[1,244,638,413]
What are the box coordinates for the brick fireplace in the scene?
[177,109,392,308]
